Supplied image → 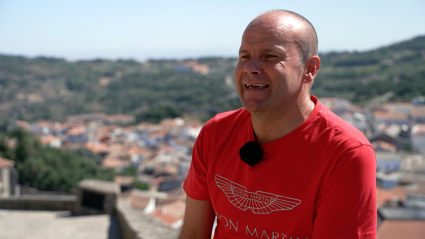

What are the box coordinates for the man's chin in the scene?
[242,105,267,114]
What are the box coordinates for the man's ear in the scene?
[303,56,320,83]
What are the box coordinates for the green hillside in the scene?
[313,35,425,102]
[0,35,424,122]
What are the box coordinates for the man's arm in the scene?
[179,196,216,239]
[312,145,376,238]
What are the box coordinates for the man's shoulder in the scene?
[316,102,371,148]
[205,107,249,129]
[199,108,249,141]
[215,107,249,120]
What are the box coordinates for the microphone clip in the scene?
[239,141,263,166]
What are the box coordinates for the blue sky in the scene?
[0,0,424,61]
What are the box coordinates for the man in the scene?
[179,10,376,239]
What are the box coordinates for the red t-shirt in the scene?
[184,96,376,239]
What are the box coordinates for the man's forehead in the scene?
[240,24,298,49]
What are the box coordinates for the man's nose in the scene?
[244,58,262,75]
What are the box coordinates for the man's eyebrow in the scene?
[263,49,280,53]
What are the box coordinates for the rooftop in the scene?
[378,207,425,220]
[377,220,425,239]
[0,157,14,168]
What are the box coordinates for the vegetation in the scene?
[314,36,425,103]
[0,36,423,192]
[0,35,424,123]
[134,180,150,191]
[0,128,114,192]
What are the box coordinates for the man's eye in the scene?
[240,55,250,60]
[265,55,277,59]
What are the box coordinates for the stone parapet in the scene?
[74,179,120,215]
[116,198,178,239]
[0,195,76,210]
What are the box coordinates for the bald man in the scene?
[179,10,376,239]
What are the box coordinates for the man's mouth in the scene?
[245,84,269,89]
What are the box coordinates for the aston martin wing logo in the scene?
[215,174,301,214]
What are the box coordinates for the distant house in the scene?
[376,186,406,208]
[66,126,88,143]
[411,124,425,154]
[319,97,369,133]
[0,158,18,197]
[102,158,130,171]
[372,109,411,125]
[411,106,425,123]
[369,132,410,151]
[376,172,403,190]
[157,176,185,192]
[401,175,425,209]
[402,154,425,173]
[10,120,31,131]
[372,140,397,153]
[106,114,135,125]
[375,152,402,173]
[319,97,351,111]
[174,61,209,75]
[40,135,62,148]
[382,103,413,115]
[32,120,53,135]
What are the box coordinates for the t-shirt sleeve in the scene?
[312,144,377,239]
[183,117,216,200]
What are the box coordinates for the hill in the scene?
[0,35,424,122]
[314,35,425,102]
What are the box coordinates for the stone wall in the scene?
[115,198,179,239]
[0,193,179,239]
[0,195,76,210]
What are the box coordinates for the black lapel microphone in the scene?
[239,141,263,166]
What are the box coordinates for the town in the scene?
[1,96,425,238]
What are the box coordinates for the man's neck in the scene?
[251,95,315,145]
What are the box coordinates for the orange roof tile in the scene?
[159,145,176,153]
[129,190,151,210]
[151,210,180,225]
[13,120,31,130]
[34,120,53,127]
[102,158,130,168]
[373,110,409,120]
[40,135,60,145]
[106,114,135,123]
[115,176,135,185]
[391,186,407,201]
[157,200,186,219]
[376,187,397,207]
[85,142,109,153]
[372,140,397,152]
[376,186,406,208]
[412,106,425,118]
[0,157,14,168]
[128,146,152,157]
[67,126,86,135]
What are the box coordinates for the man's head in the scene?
[249,10,318,64]
[234,10,320,114]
